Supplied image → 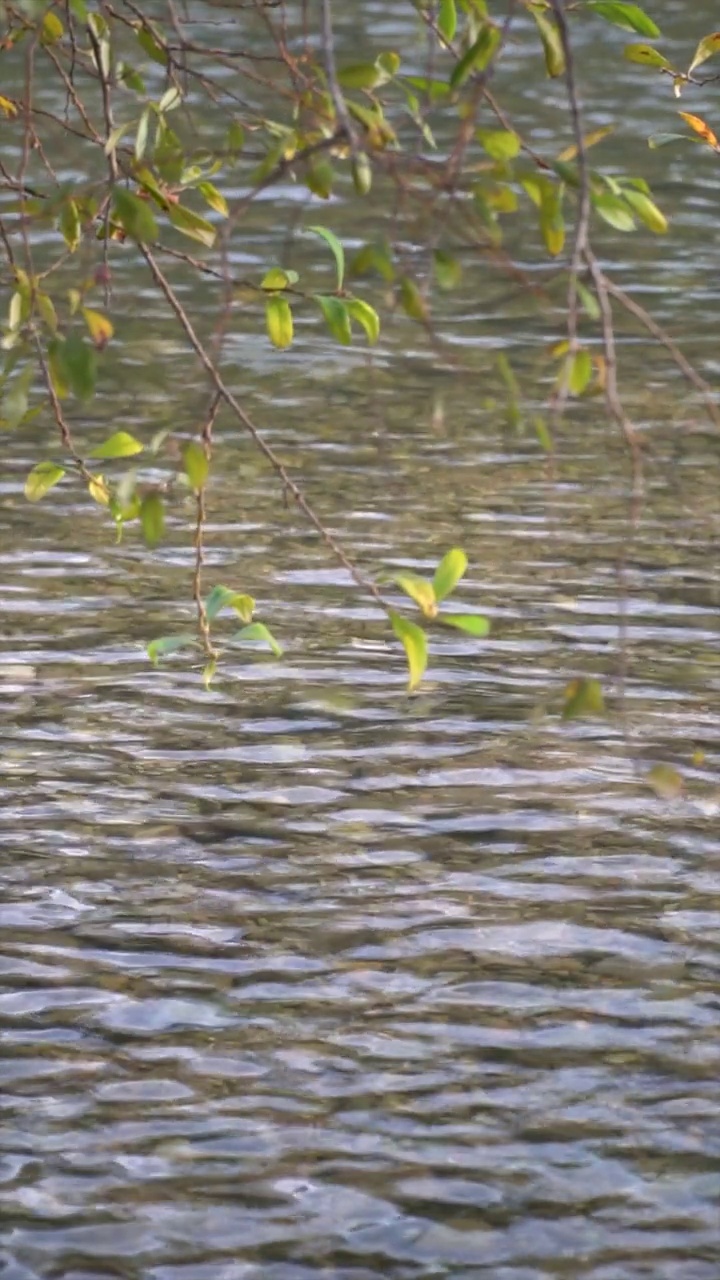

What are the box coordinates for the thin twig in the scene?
[140,245,387,612]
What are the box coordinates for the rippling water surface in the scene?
[2,3,720,1278]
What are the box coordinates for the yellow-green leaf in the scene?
[433,250,462,291]
[586,2,660,38]
[137,24,168,66]
[88,473,110,505]
[438,0,457,42]
[563,349,593,396]
[477,128,521,160]
[398,277,428,323]
[261,267,298,290]
[41,11,64,42]
[25,461,65,502]
[307,225,345,291]
[197,181,228,217]
[621,188,668,233]
[140,492,164,546]
[112,188,158,242]
[60,199,81,251]
[266,295,294,348]
[315,295,352,345]
[440,613,490,637]
[235,622,283,657]
[530,6,566,78]
[82,307,114,348]
[450,24,500,89]
[624,43,671,69]
[147,633,196,664]
[351,153,373,196]
[346,297,380,344]
[182,440,209,490]
[394,573,437,618]
[562,677,606,720]
[433,548,468,602]
[168,204,216,247]
[90,431,143,459]
[36,292,58,333]
[205,585,255,624]
[645,763,684,800]
[390,612,428,693]
[688,31,720,77]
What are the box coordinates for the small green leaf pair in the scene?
[388,549,490,692]
[147,582,282,679]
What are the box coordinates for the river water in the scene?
[1,4,719,1278]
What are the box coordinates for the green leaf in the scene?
[433,547,468,602]
[562,676,606,720]
[621,187,668,233]
[593,192,636,231]
[438,0,457,42]
[346,297,380,344]
[433,250,462,291]
[168,204,216,248]
[203,659,217,689]
[182,440,209,490]
[140,491,164,546]
[688,31,720,76]
[234,622,283,657]
[307,224,345,291]
[576,279,600,321]
[90,430,143,459]
[1,363,34,429]
[60,198,81,251]
[306,157,334,200]
[539,181,565,256]
[350,241,395,282]
[623,43,671,69]
[315,295,352,345]
[477,128,521,160]
[394,573,437,617]
[440,613,490,637]
[450,24,500,89]
[266,295,294,348]
[147,633,196,664]
[112,187,158,242]
[227,120,245,153]
[205,586,255,624]
[586,1,660,37]
[338,62,383,90]
[530,6,565,78]
[137,24,167,66]
[54,333,97,401]
[649,132,696,151]
[398,277,428,323]
[24,460,65,501]
[390,612,428,693]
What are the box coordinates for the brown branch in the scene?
[192,391,222,661]
[602,276,720,432]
